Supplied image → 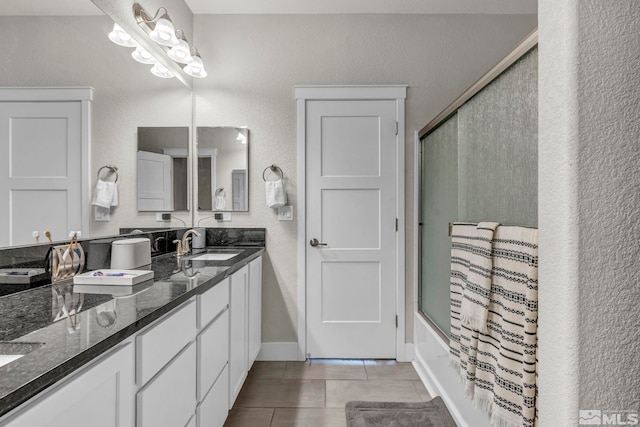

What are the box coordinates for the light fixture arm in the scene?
[133,4,169,27]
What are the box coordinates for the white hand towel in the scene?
[214,195,226,210]
[91,179,118,209]
[265,179,287,208]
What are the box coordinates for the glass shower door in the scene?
[419,115,458,338]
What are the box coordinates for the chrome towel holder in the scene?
[97,165,118,183]
[262,164,284,182]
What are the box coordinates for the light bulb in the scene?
[131,46,156,64]
[150,18,178,47]
[150,63,175,79]
[108,23,137,47]
[184,55,207,78]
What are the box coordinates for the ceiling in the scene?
[1,0,537,16]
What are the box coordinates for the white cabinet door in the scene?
[1,343,134,427]
[137,342,197,427]
[228,265,248,408]
[136,299,197,385]
[197,365,229,427]
[197,309,229,401]
[248,256,262,368]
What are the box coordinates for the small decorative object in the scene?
[47,234,85,282]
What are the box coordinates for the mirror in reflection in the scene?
[197,127,249,212]
[137,127,190,212]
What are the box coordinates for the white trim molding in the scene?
[295,85,408,362]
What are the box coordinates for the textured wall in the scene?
[539,0,640,424]
[193,14,537,343]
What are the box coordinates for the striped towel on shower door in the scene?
[449,223,539,427]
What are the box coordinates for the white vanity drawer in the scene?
[198,278,229,329]
[137,342,196,427]
[136,299,197,385]
[197,309,229,401]
[197,365,229,427]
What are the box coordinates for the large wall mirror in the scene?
[137,127,190,212]
[197,127,249,212]
[0,1,193,247]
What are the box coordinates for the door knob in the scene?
[309,238,327,247]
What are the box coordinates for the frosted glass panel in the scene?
[419,47,538,339]
[420,116,458,337]
[458,48,538,227]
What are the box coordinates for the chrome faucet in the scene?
[173,229,202,258]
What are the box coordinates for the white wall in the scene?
[193,14,537,344]
[538,0,640,424]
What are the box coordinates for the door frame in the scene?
[0,87,92,239]
[294,85,407,361]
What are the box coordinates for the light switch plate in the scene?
[278,206,293,221]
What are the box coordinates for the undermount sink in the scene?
[0,342,44,368]
[191,253,239,261]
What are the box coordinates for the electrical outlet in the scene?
[278,206,293,221]
[214,212,232,221]
[156,212,171,222]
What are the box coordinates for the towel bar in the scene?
[262,164,284,182]
[97,165,118,183]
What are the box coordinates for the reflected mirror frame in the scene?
[137,127,191,213]
[196,126,249,212]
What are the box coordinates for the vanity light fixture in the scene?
[183,49,207,78]
[107,4,207,80]
[150,62,175,79]
[236,131,247,144]
[131,46,156,65]
[167,31,193,64]
[108,23,137,47]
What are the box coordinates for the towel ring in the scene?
[262,165,284,182]
[97,165,118,183]
[215,188,226,197]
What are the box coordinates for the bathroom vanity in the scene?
[0,245,263,427]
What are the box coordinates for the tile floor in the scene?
[224,360,431,427]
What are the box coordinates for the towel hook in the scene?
[97,165,118,183]
[262,164,284,182]
[215,187,226,197]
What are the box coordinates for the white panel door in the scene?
[306,99,397,359]
[137,150,174,211]
[0,101,83,246]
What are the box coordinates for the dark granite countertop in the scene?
[0,246,264,419]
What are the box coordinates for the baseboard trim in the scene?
[413,313,491,427]
[256,342,300,361]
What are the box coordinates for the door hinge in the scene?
[395,121,398,135]
[396,315,398,328]
[395,218,398,231]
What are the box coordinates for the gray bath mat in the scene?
[345,397,457,427]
